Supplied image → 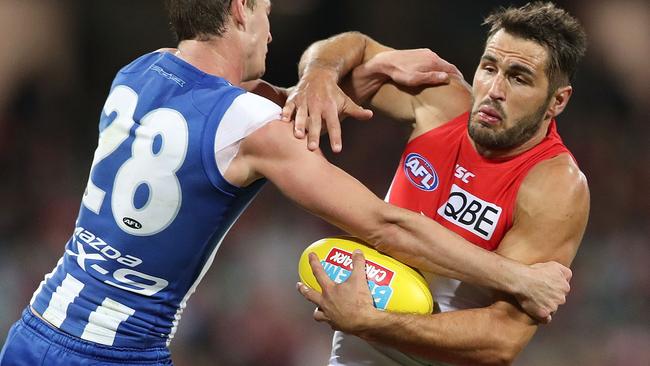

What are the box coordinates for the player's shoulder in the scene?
[240,118,294,155]
[225,91,282,122]
[518,153,589,212]
[525,153,587,189]
[216,92,282,145]
[118,51,164,75]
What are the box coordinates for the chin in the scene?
[255,66,266,79]
[469,114,499,131]
[243,65,265,82]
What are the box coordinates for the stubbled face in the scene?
[469,30,553,152]
[243,0,272,81]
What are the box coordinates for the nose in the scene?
[487,74,506,102]
[267,31,273,44]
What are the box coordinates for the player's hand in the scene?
[370,48,464,87]
[296,250,376,333]
[282,67,373,153]
[515,262,572,323]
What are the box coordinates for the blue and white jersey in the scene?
[29,51,281,349]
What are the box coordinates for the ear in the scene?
[231,0,248,30]
[547,85,572,118]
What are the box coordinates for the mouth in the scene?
[476,105,503,125]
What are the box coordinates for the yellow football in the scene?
[298,236,434,314]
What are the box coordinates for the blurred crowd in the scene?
[0,1,648,365]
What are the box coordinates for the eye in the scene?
[512,75,527,85]
[482,65,496,74]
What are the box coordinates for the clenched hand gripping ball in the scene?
[298,236,434,314]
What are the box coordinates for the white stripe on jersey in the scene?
[41,273,84,328]
[167,235,223,346]
[214,92,281,175]
[29,257,63,306]
[81,298,136,345]
[166,186,260,345]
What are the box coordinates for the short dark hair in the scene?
[166,0,257,41]
[483,2,587,89]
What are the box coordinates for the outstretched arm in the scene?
[229,120,573,322]
[297,154,589,365]
[296,32,463,105]
[284,32,465,151]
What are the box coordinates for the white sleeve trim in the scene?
[214,92,281,175]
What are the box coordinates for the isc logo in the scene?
[454,164,476,183]
[437,184,502,240]
[404,153,439,191]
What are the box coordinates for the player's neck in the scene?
[175,35,245,85]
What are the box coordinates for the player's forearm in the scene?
[340,57,391,105]
[367,206,529,298]
[356,303,535,366]
[279,171,526,295]
[298,31,391,105]
[298,31,370,82]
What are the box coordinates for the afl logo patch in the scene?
[404,153,439,191]
[122,217,142,230]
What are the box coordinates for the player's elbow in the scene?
[483,327,528,365]
[360,204,432,269]
[476,310,530,365]
[481,357,513,366]
[368,223,401,253]
[464,343,517,366]
[483,344,519,366]
[363,205,409,253]
[430,340,520,366]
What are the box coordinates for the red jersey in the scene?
[387,112,574,251]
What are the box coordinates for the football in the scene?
[298,236,434,314]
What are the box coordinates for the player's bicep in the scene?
[368,82,418,122]
[495,156,590,266]
[370,75,472,132]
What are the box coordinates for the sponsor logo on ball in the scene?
[321,247,395,310]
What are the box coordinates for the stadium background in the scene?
[0,0,647,365]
